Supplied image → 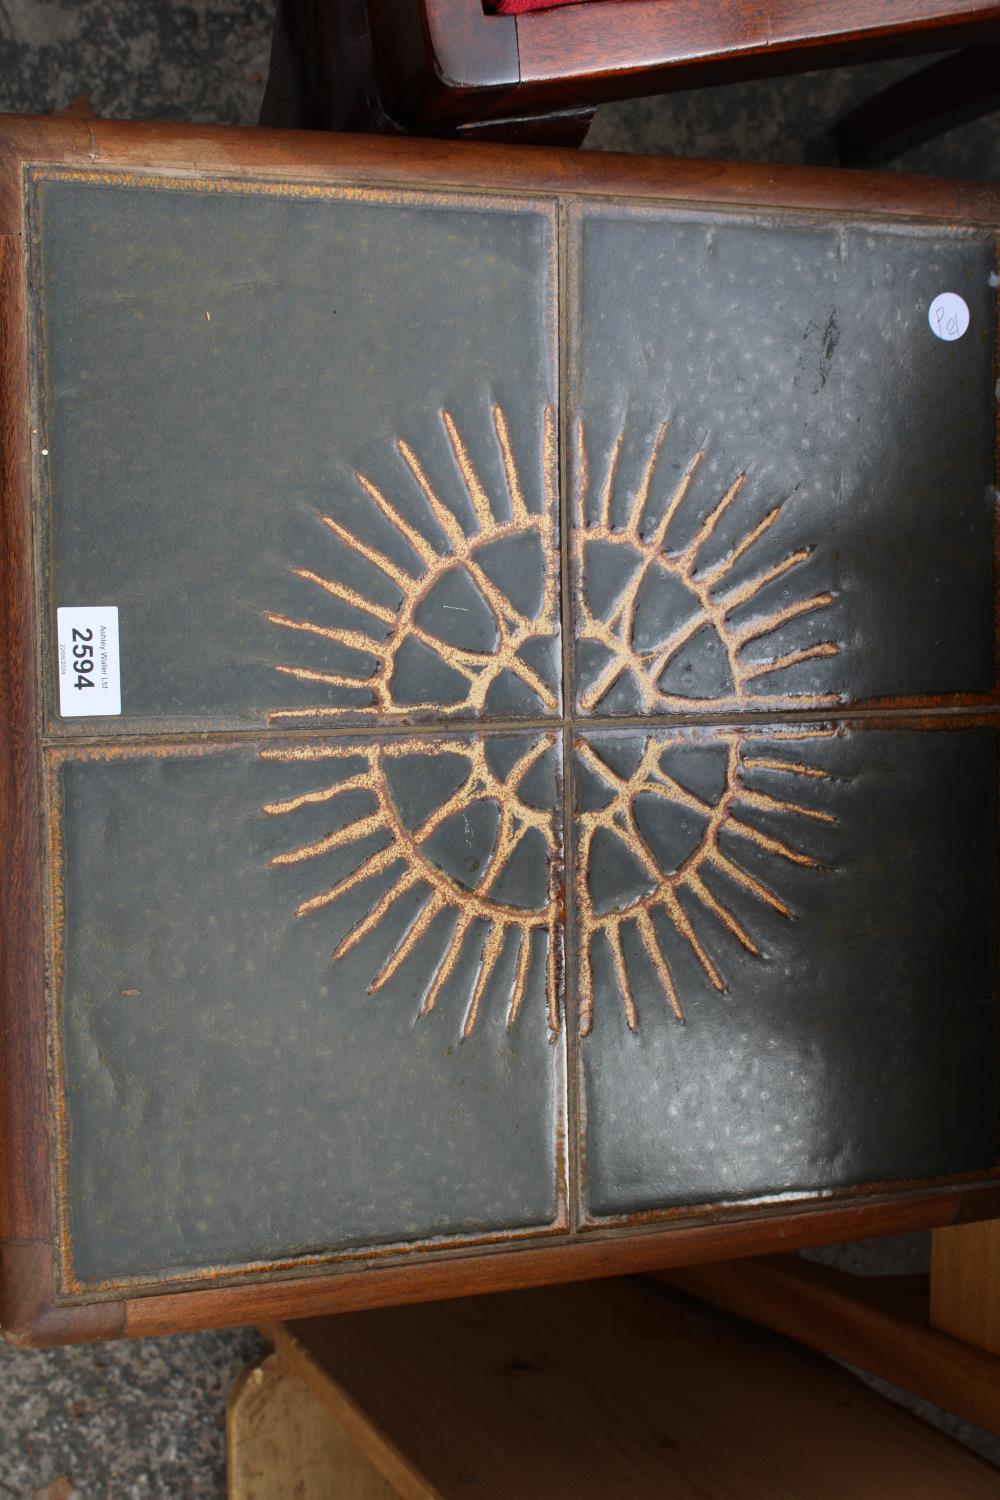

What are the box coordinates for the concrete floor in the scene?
[0,3,998,1495]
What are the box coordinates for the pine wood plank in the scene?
[260,1276,1000,1499]
[228,1351,398,1500]
[932,1220,1000,1356]
[658,1255,1000,1434]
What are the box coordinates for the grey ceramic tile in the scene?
[32,171,559,731]
[568,206,997,717]
[574,721,999,1218]
[30,173,1000,1292]
[51,733,564,1289]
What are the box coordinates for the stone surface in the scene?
[0,0,272,126]
[1,1326,266,1498]
[587,55,1000,182]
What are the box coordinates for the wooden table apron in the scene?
[1,116,999,1347]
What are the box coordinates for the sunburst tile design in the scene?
[262,734,562,1037]
[574,728,838,1034]
[264,407,849,1039]
[572,418,843,715]
[267,406,559,721]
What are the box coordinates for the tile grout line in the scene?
[40,715,566,747]
[556,198,582,1237]
[38,698,1000,754]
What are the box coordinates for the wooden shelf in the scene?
[231,1276,1000,1498]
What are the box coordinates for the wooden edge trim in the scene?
[1,115,999,231]
[656,1250,1000,1435]
[515,0,1000,87]
[110,1181,1000,1344]
[0,213,58,1339]
[1,1240,124,1347]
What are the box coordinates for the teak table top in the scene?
[1,115,998,1346]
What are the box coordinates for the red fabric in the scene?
[491,0,631,14]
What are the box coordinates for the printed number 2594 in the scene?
[72,626,95,690]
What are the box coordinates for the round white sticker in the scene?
[928,292,970,342]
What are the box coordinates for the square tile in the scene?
[568,207,997,717]
[33,171,559,731]
[573,722,999,1217]
[50,731,564,1289]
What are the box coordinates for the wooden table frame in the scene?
[2,115,1000,1347]
[262,0,1000,140]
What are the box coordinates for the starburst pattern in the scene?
[264,406,845,1039]
[575,729,837,1033]
[573,418,842,714]
[262,735,561,1037]
[267,406,559,720]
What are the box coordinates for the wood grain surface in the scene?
[260,1276,1000,1498]
[932,1220,1000,1356]
[661,1252,1000,1434]
[516,0,1000,89]
[3,115,1000,233]
[304,0,1000,131]
[228,1352,397,1500]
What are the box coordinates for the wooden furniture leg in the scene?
[835,47,1000,167]
[932,1220,1000,1356]
[658,1254,1000,1434]
[257,0,594,142]
[228,1350,396,1500]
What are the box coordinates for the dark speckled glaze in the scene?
[575,722,998,1219]
[32,170,999,1294]
[34,173,559,732]
[568,207,997,716]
